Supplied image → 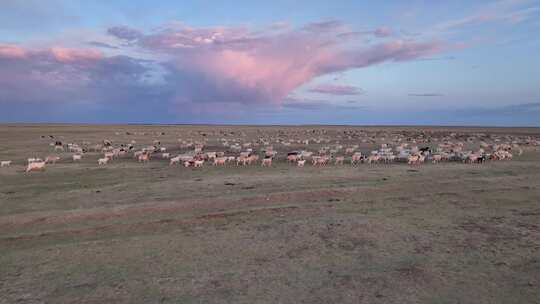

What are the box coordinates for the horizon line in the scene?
[1,122,539,129]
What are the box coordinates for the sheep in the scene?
[261,157,272,167]
[213,157,227,166]
[72,154,82,162]
[312,156,330,166]
[366,155,381,164]
[170,156,181,166]
[98,158,109,165]
[104,152,115,160]
[351,152,363,165]
[1,160,12,167]
[194,160,204,168]
[28,158,43,164]
[287,154,299,163]
[265,150,277,158]
[138,153,150,163]
[239,151,251,158]
[206,152,217,160]
[408,155,420,165]
[162,153,170,159]
[297,160,306,167]
[26,161,46,172]
[236,156,248,166]
[335,156,345,165]
[431,154,442,164]
[45,156,60,164]
[133,151,144,159]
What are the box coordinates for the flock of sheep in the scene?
[1,128,538,173]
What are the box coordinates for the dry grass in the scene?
[1,124,539,303]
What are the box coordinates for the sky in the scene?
[1,0,539,125]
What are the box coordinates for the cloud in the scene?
[0,21,449,121]
[408,93,445,97]
[0,44,163,107]
[374,27,393,37]
[473,102,540,114]
[309,84,364,95]
[107,26,143,41]
[302,20,347,32]
[436,0,539,31]
[107,22,445,107]
[282,96,363,111]
[0,44,27,58]
[416,56,456,61]
[88,41,119,49]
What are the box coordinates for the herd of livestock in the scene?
[1,128,539,173]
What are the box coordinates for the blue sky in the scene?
[1,0,539,125]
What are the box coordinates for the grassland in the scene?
[1,124,539,303]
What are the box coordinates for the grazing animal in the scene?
[248,155,259,165]
[351,152,363,165]
[72,154,82,161]
[335,156,345,165]
[287,154,299,163]
[265,150,277,158]
[476,155,487,163]
[236,156,249,166]
[162,153,170,159]
[366,155,380,164]
[170,156,181,166]
[104,152,115,159]
[26,161,46,172]
[213,157,227,166]
[261,157,272,167]
[312,156,329,166]
[98,158,109,165]
[464,154,480,164]
[419,147,431,154]
[408,155,420,165]
[138,153,150,163]
[206,152,217,160]
[297,160,306,167]
[194,160,204,168]
[28,158,43,164]
[45,156,60,164]
[1,160,12,167]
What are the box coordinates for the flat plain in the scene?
[1,124,539,304]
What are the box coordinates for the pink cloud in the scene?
[109,22,446,105]
[1,21,449,117]
[435,0,539,31]
[309,84,364,95]
[50,47,102,63]
[0,44,28,59]
[374,27,393,37]
[0,44,152,105]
